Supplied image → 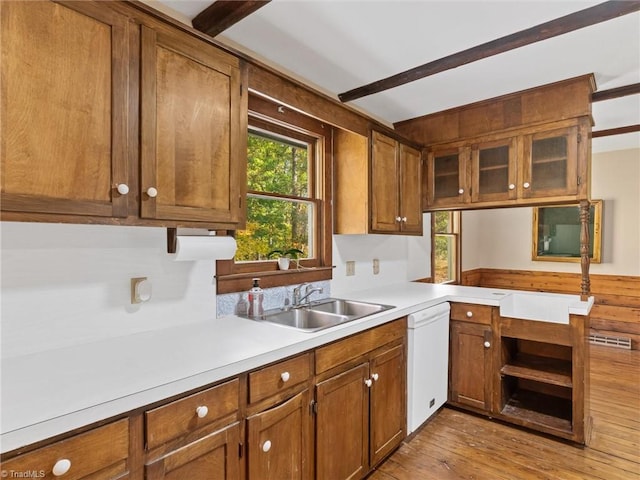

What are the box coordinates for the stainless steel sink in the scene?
[251,298,394,332]
[308,298,393,317]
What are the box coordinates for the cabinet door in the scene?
[369,344,406,467]
[146,422,241,480]
[246,390,311,480]
[1,1,130,218]
[449,321,492,411]
[426,147,470,208]
[140,25,246,225]
[471,138,517,203]
[521,126,578,199]
[371,131,400,233]
[399,143,423,234]
[316,363,369,480]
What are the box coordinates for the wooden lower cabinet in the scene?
[246,390,311,480]
[314,322,407,480]
[449,320,493,412]
[145,423,241,480]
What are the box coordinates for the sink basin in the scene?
[250,298,395,332]
[499,292,579,324]
[260,308,351,332]
[308,298,393,317]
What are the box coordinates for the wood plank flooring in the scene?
[370,345,640,479]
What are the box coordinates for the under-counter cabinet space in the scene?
[1,0,248,230]
[245,353,313,480]
[145,379,241,480]
[448,303,494,412]
[0,1,131,219]
[314,319,406,480]
[1,419,130,479]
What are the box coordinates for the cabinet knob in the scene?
[52,458,71,477]
[395,216,402,222]
[371,373,379,382]
[458,188,464,194]
[484,341,491,348]
[262,440,272,452]
[280,371,290,382]
[401,217,407,223]
[364,378,373,388]
[116,184,129,195]
[523,182,530,189]
[466,311,473,318]
[196,406,209,418]
[146,187,158,198]
[508,183,515,190]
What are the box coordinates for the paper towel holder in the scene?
[167,227,230,254]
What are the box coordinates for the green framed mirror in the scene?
[532,200,602,263]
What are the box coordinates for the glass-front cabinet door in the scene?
[427,146,470,208]
[471,138,517,203]
[522,126,578,199]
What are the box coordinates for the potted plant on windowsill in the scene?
[267,248,304,271]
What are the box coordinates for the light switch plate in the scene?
[346,261,355,276]
[373,258,380,275]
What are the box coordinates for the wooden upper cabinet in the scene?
[471,138,518,203]
[140,25,247,226]
[1,1,130,218]
[370,131,422,235]
[426,146,470,208]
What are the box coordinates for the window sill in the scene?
[216,266,333,294]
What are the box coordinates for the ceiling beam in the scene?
[193,1,271,38]
[592,83,640,102]
[592,124,640,138]
[338,1,640,103]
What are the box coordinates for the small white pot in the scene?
[277,257,290,270]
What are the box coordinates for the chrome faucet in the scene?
[293,283,324,307]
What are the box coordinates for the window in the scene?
[235,127,315,261]
[216,96,332,294]
[432,211,461,284]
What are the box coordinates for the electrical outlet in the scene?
[373,258,380,275]
[346,261,355,276]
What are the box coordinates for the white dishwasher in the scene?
[407,302,450,434]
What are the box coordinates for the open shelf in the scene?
[501,388,572,433]
[500,353,572,387]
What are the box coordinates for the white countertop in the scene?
[0,282,592,453]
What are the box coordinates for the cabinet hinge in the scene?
[310,399,318,415]
[577,133,582,143]
[240,83,243,96]
[239,195,242,208]
[577,176,582,186]
[239,442,244,458]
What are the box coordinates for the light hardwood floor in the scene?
[370,345,640,479]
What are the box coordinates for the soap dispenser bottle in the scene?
[248,278,264,318]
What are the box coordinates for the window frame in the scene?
[431,210,461,284]
[216,95,333,294]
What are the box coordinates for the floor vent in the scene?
[589,333,632,350]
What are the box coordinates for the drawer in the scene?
[2,419,129,480]
[450,302,493,325]
[248,353,311,404]
[315,318,406,374]
[145,378,239,449]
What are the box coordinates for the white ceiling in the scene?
[156,0,640,153]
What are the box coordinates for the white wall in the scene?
[331,214,431,296]
[1,223,218,358]
[463,148,640,276]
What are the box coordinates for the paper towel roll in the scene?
[173,235,237,261]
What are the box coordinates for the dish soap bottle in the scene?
[247,278,264,318]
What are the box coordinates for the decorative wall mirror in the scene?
[532,200,602,263]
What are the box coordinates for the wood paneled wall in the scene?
[462,268,640,349]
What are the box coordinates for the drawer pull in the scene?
[52,458,71,476]
[466,311,473,318]
[280,371,290,382]
[196,406,209,418]
[262,440,272,452]
[371,373,379,382]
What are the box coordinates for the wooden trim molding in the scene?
[462,268,640,349]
